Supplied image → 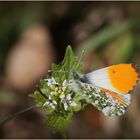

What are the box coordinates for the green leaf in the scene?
[39,80,50,96]
[46,113,72,136]
[51,45,83,83]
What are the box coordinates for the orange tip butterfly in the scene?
[72,64,140,116]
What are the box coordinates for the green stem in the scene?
[63,129,69,139]
[0,105,37,125]
[37,86,48,99]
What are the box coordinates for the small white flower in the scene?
[43,101,49,106]
[64,102,68,111]
[61,99,67,104]
[52,100,57,105]
[69,101,77,107]
[43,97,57,109]
[66,94,71,100]
[47,77,58,86]
[44,101,56,109]
[61,99,68,111]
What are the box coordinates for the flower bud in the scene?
[50,85,56,90]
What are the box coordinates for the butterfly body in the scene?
[72,71,90,84]
[71,64,139,116]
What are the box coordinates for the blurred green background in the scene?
[0,1,140,138]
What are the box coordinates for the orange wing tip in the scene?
[108,63,139,94]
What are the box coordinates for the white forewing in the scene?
[85,68,121,94]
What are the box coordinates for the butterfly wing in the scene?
[68,79,130,116]
[86,85,131,116]
[93,91,130,116]
[84,64,139,95]
[71,64,139,116]
[82,64,139,116]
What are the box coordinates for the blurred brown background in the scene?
[0,1,140,138]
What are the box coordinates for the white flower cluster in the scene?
[43,77,77,112]
[45,77,58,86]
[60,93,77,111]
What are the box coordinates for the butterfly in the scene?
[71,64,140,116]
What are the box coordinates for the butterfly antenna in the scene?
[76,50,85,70]
[48,70,69,73]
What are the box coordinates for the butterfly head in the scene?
[72,70,90,84]
[72,70,80,80]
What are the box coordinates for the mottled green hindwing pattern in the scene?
[71,81,129,116]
